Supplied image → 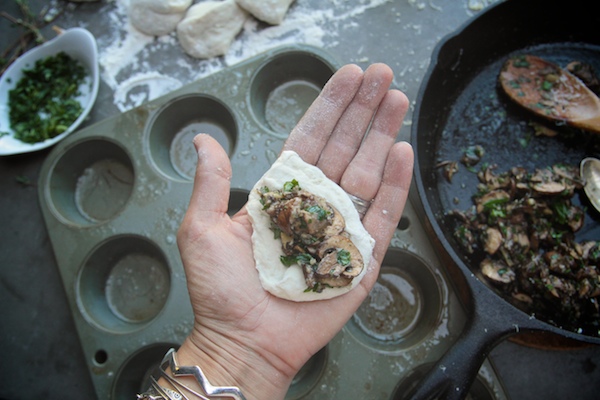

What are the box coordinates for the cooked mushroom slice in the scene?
[543,275,576,299]
[566,205,585,232]
[436,160,459,182]
[262,194,299,235]
[532,181,566,195]
[483,227,503,255]
[292,196,333,236]
[315,235,364,283]
[581,241,600,261]
[552,164,583,190]
[478,165,506,190]
[529,168,567,195]
[512,292,533,305]
[280,231,295,254]
[530,121,558,137]
[513,231,531,253]
[475,189,510,213]
[323,205,345,237]
[262,189,342,238]
[313,252,353,288]
[480,258,515,285]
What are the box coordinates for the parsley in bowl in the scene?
[0,28,99,155]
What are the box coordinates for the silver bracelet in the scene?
[137,348,247,400]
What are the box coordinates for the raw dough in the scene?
[176,0,249,59]
[235,0,295,25]
[247,151,375,302]
[129,0,192,37]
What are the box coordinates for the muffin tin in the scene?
[38,44,508,399]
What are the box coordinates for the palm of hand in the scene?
[176,62,414,398]
[179,204,364,374]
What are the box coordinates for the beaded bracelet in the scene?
[137,348,247,400]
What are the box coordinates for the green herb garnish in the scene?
[541,80,554,91]
[337,249,351,266]
[512,56,530,68]
[280,252,314,267]
[283,179,300,192]
[4,52,87,143]
[306,205,330,221]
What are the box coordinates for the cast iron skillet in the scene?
[409,0,600,399]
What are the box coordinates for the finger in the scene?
[282,64,364,164]
[316,63,395,181]
[340,89,409,200]
[186,134,233,225]
[362,141,414,270]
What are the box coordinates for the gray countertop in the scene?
[1,0,600,399]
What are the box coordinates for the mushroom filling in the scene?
[451,163,600,336]
[259,179,364,293]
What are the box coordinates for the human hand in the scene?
[174,63,413,399]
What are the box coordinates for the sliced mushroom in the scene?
[451,161,598,333]
[483,227,503,255]
[480,258,515,285]
[260,181,364,293]
[581,241,600,261]
[300,234,365,290]
[532,181,566,195]
[478,165,506,190]
[263,190,339,238]
[323,205,345,237]
[530,121,558,137]
[437,160,459,182]
[476,189,510,213]
[280,231,294,254]
[317,235,364,278]
[512,292,533,305]
[313,252,353,288]
[566,205,585,232]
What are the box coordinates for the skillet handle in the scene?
[402,300,517,400]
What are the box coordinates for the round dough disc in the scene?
[247,151,375,301]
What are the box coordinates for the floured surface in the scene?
[247,151,375,301]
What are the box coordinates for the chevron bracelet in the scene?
[137,348,247,400]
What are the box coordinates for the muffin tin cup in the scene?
[345,249,443,353]
[249,51,335,138]
[38,45,508,400]
[147,94,238,182]
[45,138,135,227]
[76,235,170,333]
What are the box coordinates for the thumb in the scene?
[186,133,232,224]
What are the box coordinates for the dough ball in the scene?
[176,0,249,59]
[235,0,295,25]
[247,151,375,302]
[129,0,192,37]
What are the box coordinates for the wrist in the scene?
[171,328,294,400]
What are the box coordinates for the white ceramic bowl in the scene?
[0,28,99,156]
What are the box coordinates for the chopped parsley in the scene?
[337,249,351,266]
[3,52,87,143]
[283,179,300,192]
[280,252,314,267]
[306,205,330,221]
